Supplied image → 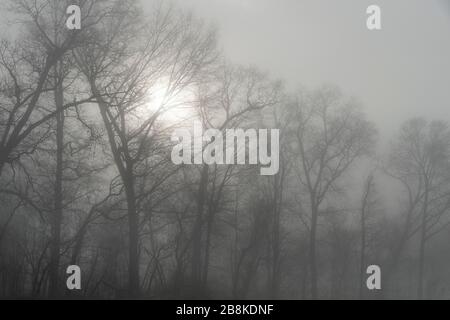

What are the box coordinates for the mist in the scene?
[0,0,449,300]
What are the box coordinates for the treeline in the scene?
[1,0,450,299]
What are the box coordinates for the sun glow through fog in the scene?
[146,81,197,124]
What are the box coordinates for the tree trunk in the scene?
[191,164,208,293]
[201,206,214,290]
[309,203,318,299]
[359,176,371,299]
[49,66,64,298]
[90,82,140,297]
[269,185,281,299]
[417,182,429,300]
[125,169,140,298]
[359,206,366,299]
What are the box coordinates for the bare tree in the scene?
[387,118,450,299]
[358,173,379,299]
[0,0,117,297]
[288,86,376,299]
[74,1,217,297]
[0,0,102,176]
[188,63,282,296]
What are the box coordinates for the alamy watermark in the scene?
[66,5,81,30]
[170,121,279,176]
[66,4,381,31]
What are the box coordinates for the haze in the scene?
[164,0,450,143]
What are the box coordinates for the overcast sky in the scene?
[161,0,450,144]
[1,0,448,144]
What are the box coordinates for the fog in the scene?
[0,0,449,300]
[168,0,450,143]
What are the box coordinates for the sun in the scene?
[146,81,197,124]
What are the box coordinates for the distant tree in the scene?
[388,118,450,299]
[189,63,282,296]
[288,86,377,299]
[358,173,380,299]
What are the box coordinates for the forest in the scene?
[1,0,450,300]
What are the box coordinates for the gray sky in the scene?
[2,0,448,144]
[165,0,450,144]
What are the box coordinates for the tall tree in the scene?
[288,86,376,299]
[388,118,450,299]
[74,1,218,297]
[189,64,281,296]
